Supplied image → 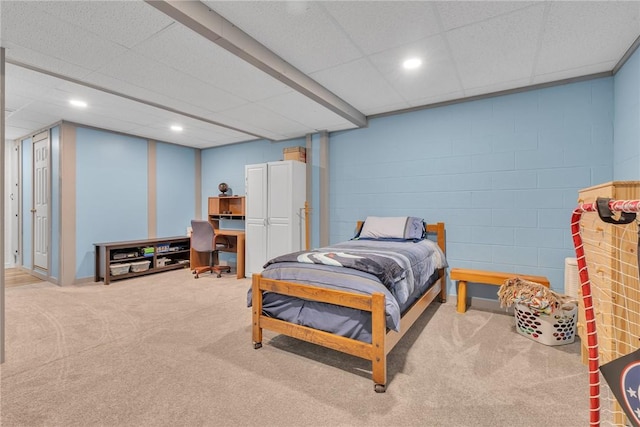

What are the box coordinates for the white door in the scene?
[245,163,267,277]
[8,142,20,266]
[32,133,49,271]
[267,161,293,261]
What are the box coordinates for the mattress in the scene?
[248,238,447,343]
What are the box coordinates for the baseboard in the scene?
[73,276,94,285]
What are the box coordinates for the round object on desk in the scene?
[218,182,229,196]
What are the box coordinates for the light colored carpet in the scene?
[1,269,588,426]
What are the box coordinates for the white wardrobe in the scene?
[245,160,306,277]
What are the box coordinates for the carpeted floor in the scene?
[1,269,588,426]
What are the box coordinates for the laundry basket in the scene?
[514,302,577,346]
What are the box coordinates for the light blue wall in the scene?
[200,137,306,219]
[50,126,60,280]
[21,137,32,269]
[614,47,640,179]
[329,78,614,295]
[156,142,197,237]
[75,128,148,279]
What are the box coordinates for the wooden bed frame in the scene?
[251,222,447,392]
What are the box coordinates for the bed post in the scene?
[371,292,387,392]
[252,274,263,349]
[437,222,447,303]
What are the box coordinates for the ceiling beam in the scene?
[7,60,268,141]
[145,0,367,128]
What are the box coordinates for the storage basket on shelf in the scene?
[130,260,150,272]
[498,277,577,346]
[110,263,131,276]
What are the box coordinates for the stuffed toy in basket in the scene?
[498,277,577,346]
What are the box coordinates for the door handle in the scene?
[30,208,36,213]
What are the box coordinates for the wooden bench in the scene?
[450,268,550,313]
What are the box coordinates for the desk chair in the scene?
[190,220,232,278]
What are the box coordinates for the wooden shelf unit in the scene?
[94,236,191,285]
[208,196,245,229]
[191,196,246,279]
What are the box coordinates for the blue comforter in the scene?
[263,248,406,292]
[248,238,447,342]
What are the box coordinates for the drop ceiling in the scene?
[2,1,639,149]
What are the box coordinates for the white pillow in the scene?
[359,216,424,240]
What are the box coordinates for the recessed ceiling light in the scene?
[403,58,422,70]
[69,99,87,108]
[171,125,183,132]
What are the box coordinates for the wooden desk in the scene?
[190,229,245,279]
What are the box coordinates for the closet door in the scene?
[266,161,293,261]
[32,131,50,271]
[245,163,267,277]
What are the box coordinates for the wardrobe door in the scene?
[245,163,267,277]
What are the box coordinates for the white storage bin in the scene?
[156,257,170,267]
[110,263,131,276]
[130,260,151,272]
[514,302,577,346]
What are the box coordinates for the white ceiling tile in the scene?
[322,1,440,55]
[407,90,467,109]
[205,0,363,73]
[258,91,354,131]
[90,50,248,113]
[0,1,128,71]
[446,3,546,89]
[364,101,413,117]
[532,61,618,86]
[4,93,36,114]
[463,78,531,99]
[535,2,640,75]
[127,122,251,149]
[41,89,164,131]
[6,106,60,130]
[82,71,196,113]
[2,40,95,81]
[55,81,164,117]
[130,24,292,102]
[368,35,463,103]
[310,58,407,115]
[436,1,538,31]
[217,103,310,140]
[6,125,37,141]
[28,1,175,49]
[5,65,61,102]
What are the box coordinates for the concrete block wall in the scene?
[614,46,640,180]
[329,77,614,296]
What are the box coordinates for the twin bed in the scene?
[249,218,447,392]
